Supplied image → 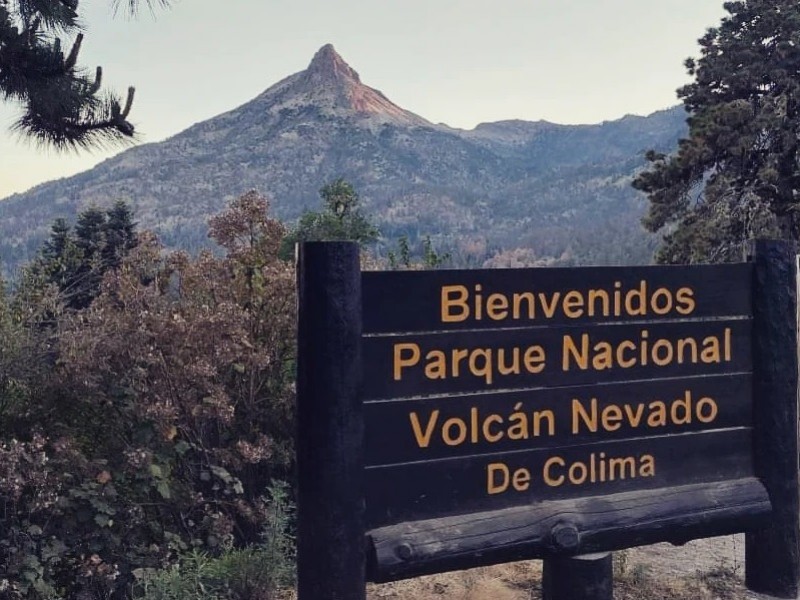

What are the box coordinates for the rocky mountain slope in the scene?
[0,44,687,270]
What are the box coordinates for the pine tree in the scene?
[634,0,800,263]
[102,199,137,269]
[0,0,169,148]
[39,217,81,290]
[26,202,138,310]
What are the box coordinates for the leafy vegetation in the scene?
[20,200,138,310]
[132,482,294,600]
[0,191,296,598]
[387,235,451,270]
[635,0,800,263]
[279,178,379,259]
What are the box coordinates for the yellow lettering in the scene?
[609,456,636,480]
[424,350,447,379]
[563,290,585,318]
[675,287,696,315]
[512,468,531,491]
[640,454,656,477]
[572,398,598,433]
[592,341,613,370]
[652,339,674,366]
[563,334,588,371]
[696,396,718,423]
[601,404,623,431]
[483,414,504,442]
[671,390,692,425]
[486,294,509,320]
[650,287,673,315]
[701,335,721,363]
[469,348,493,384]
[394,343,420,380]
[523,345,546,373]
[624,281,648,316]
[647,401,667,427]
[408,410,439,448]
[452,348,469,377]
[587,289,610,317]
[533,410,556,436]
[543,456,566,486]
[487,463,509,494]
[539,292,561,319]
[442,417,467,445]
[617,340,637,368]
[512,292,535,319]
[441,285,469,322]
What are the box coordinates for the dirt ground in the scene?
[367,534,754,600]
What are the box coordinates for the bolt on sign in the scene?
[295,241,800,600]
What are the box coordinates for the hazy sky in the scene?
[0,0,728,199]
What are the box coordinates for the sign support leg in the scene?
[542,553,613,600]
[746,239,800,599]
[296,241,365,600]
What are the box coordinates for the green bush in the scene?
[0,193,297,598]
[132,481,294,600]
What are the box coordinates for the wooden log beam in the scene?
[367,477,770,583]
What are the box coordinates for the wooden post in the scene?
[296,242,365,600]
[746,239,800,599]
[542,553,613,600]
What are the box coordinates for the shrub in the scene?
[0,192,297,598]
[132,481,295,600]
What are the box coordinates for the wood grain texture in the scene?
[362,264,753,334]
[367,477,770,583]
[363,320,752,399]
[296,242,366,600]
[365,427,754,528]
[745,240,800,599]
[364,374,752,465]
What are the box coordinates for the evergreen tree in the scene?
[70,206,107,308]
[634,0,800,263]
[0,0,169,148]
[102,200,137,269]
[39,217,81,290]
[280,178,379,259]
[41,217,71,263]
[26,202,138,310]
[388,235,451,269]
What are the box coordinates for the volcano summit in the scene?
[0,44,686,271]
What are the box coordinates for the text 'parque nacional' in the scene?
[360,264,753,527]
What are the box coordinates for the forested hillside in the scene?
[0,45,687,273]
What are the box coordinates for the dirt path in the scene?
[625,533,745,578]
[368,535,754,600]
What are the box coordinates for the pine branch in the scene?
[2,0,172,150]
[111,0,172,16]
[63,32,82,70]
[14,90,137,150]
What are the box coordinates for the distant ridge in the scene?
[0,45,688,271]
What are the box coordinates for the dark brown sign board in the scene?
[296,241,800,600]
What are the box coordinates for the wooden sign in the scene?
[361,265,754,529]
[295,240,800,600]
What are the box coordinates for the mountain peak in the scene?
[306,44,361,83]
[264,44,432,127]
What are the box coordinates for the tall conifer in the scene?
[635,0,800,263]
